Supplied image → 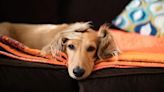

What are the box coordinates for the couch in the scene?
[1,0,164,92]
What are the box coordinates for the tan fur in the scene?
[0,22,119,80]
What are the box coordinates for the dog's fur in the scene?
[0,22,119,80]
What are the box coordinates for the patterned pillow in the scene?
[112,0,164,37]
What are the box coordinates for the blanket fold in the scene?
[0,30,164,71]
[0,35,67,66]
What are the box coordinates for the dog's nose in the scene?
[73,67,85,77]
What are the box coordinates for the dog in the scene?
[0,22,120,80]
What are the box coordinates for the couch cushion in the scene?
[112,0,164,37]
[0,56,78,92]
[79,68,164,92]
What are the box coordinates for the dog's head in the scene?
[42,22,120,80]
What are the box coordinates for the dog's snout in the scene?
[73,67,85,77]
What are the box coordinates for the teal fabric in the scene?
[112,0,164,37]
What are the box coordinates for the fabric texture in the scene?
[0,35,67,65]
[79,70,164,92]
[0,57,78,92]
[112,0,164,37]
[94,29,164,70]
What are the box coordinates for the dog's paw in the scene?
[40,46,51,56]
[40,50,48,56]
[111,50,120,56]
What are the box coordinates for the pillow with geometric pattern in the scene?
[112,0,164,37]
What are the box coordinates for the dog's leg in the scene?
[0,22,12,36]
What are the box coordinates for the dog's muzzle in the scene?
[73,66,85,77]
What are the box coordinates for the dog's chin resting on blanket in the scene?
[0,22,119,80]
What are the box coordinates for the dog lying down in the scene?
[0,22,120,80]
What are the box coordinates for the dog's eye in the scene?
[87,46,96,52]
[68,44,75,50]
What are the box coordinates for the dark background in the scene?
[0,0,131,29]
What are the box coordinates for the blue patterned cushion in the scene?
[112,0,164,37]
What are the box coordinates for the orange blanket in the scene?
[0,30,164,71]
[0,35,67,66]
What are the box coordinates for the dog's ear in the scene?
[41,34,68,56]
[97,24,120,60]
